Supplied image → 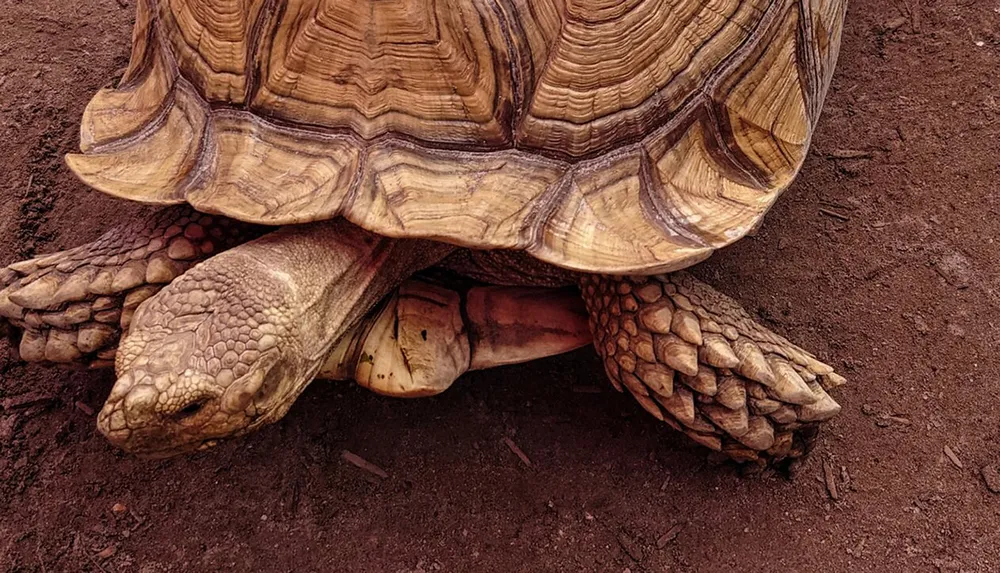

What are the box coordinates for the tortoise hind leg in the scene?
[579,271,846,470]
[321,279,593,397]
[0,206,259,368]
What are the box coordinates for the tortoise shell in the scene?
[66,0,847,274]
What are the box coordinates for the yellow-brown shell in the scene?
[66,0,847,274]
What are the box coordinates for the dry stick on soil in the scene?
[616,531,643,562]
[883,16,907,31]
[82,546,108,573]
[2,391,55,410]
[820,200,852,211]
[903,0,922,32]
[823,460,840,500]
[943,445,964,469]
[819,208,851,222]
[35,542,46,573]
[503,437,533,468]
[341,450,389,479]
[656,523,685,548]
[96,546,116,560]
[74,401,95,416]
[827,149,874,159]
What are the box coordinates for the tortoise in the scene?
[0,0,848,466]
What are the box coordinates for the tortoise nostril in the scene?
[123,384,159,418]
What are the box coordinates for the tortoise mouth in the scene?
[129,438,223,460]
[98,401,233,459]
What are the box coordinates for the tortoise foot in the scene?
[0,206,258,368]
[579,271,846,470]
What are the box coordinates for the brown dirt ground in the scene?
[1,1,999,571]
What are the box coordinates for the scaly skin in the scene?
[1,209,845,467]
[98,219,453,457]
[579,272,845,470]
[0,206,262,367]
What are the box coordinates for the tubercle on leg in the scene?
[0,206,264,368]
[579,271,846,470]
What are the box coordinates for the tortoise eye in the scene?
[175,399,208,419]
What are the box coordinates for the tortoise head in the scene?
[97,260,313,458]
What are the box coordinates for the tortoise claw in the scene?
[8,274,61,309]
[0,288,26,321]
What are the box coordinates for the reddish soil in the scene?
[2,1,999,571]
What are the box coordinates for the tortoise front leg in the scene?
[579,271,846,469]
[0,206,260,367]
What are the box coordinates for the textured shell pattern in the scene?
[67,0,847,274]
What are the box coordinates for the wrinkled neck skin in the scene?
[253,221,457,397]
[100,219,454,458]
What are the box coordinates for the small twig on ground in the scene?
[84,549,108,573]
[656,523,685,548]
[95,546,116,560]
[341,450,389,479]
[74,401,95,416]
[819,200,851,210]
[903,0,922,32]
[819,208,851,222]
[2,391,54,410]
[128,507,146,532]
[827,149,873,160]
[503,437,532,468]
[36,542,46,573]
[823,460,840,500]
[943,445,964,469]
[616,531,643,562]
